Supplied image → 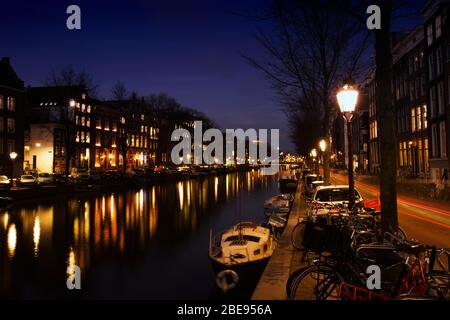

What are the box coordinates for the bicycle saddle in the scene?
[396,242,426,255]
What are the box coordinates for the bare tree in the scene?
[245,0,369,184]
[45,65,99,98]
[111,81,129,101]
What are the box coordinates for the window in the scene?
[7,118,15,133]
[399,142,405,166]
[81,116,85,126]
[111,122,117,132]
[438,82,445,115]
[370,121,378,139]
[416,106,422,131]
[81,104,85,113]
[395,78,400,100]
[0,95,3,109]
[436,15,442,38]
[436,47,443,75]
[7,140,14,153]
[0,117,3,132]
[430,87,436,117]
[418,139,423,172]
[86,132,90,143]
[431,124,438,158]
[87,105,91,113]
[423,105,428,129]
[440,121,447,158]
[427,24,433,46]
[96,120,101,129]
[428,54,435,79]
[7,97,15,111]
[411,108,416,132]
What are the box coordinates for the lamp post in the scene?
[311,148,318,175]
[337,84,358,209]
[9,152,18,186]
[319,139,326,177]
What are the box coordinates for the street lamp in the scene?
[319,139,326,153]
[9,152,18,181]
[310,148,318,175]
[337,83,358,208]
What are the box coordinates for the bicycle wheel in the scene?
[425,273,450,299]
[396,226,407,241]
[291,220,306,251]
[288,265,345,300]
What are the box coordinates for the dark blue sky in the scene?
[1,0,426,152]
[1,0,295,150]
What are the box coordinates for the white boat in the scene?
[267,214,287,229]
[264,194,292,216]
[209,222,276,270]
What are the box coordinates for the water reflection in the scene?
[7,224,16,258]
[0,170,278,298]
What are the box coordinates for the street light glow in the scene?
[319,139,326,152]
[9,152,18,160]
[337,84,358,113]
[311,148,317,158]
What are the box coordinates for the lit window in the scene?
[436,15,442,38]
[7,118,15,133]
[7,97,15,111]
[427,24,433,46]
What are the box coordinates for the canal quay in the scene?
[0,168,295,299]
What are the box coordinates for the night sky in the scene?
[1,0,293,150]
[1,1,425,152]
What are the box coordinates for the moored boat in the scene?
[279,174,298,191]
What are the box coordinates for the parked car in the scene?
[70,168,90,180]
[0,175,11,189]
[52,173,68,184]
[37,172,54,184]
[305,180,324,199]
[308,185,363,216]
[19,174,37,186]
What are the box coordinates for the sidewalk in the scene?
[251,187,307,300]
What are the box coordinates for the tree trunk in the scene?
[375,0,398,232]
[322,96,331,185]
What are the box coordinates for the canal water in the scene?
[0,170,280,299]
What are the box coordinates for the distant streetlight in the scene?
[9,152,18,160]
[337,83,359,208]
[319,139,326,152]
[310,148,318,175]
